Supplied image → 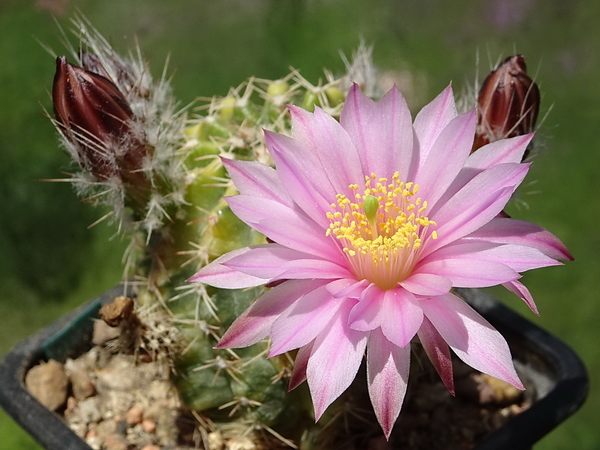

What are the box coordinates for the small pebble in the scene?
[141,446,161,450]
[25,359,69,411]
[104,434,128,450]
[65,359,96,401]
[142,419,157,434]
[125,406,144,425]
[64,396,77,417]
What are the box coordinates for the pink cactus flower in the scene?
[190,84,571,438]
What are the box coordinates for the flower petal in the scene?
[326,278,370,299]
[188,247,270,288]
[503,279,539,315]
[289,341,314,391]
[341,84,414,180]
[416,258,520,288]
[380,289,423,348]
[307,301,368,420]
[265,130,334,226]
[367,328,411,440]
[288,105,364,197]
[216,279,325,348]
[465,217,573,261]
[433,134,534,208]
[426,163,530,255]
[348,285,423,349]
[400,272,452,296]
[424,241,561,273]
[417,316,454,394]
[221,157,292,206]
[269,286,344,356]
[348,283,385,331]
[421,293,524,389]
[465,133,534,170]
[414,110,477,207]
[226,195,340,261]
[413,84,457,165]
[223,244,351,281]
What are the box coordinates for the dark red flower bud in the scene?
[53,56,134,159]
[473,55,540,154]
[53,56,151,204]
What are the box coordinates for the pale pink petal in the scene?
[424,241,561,272]
[400,273,452,296]
[425,163,530,255]
[503,279,539,315]
[421,293,524,389]
[276,259,353,281]
[465,217,573,261]
[414,110,477,207]
[307,301,369,420]
[417,317,454,394]
[188,247,270,288]
[222,244,319,277]
[347,287,423,347]
[269,286,344,356]
[367,328,411,439]
[326,278,370,299]
[433,134,534,208]
[413,84,457,166]
[380,289,423,348]
[289,341,314,391]
[265,131,334,226]
[288,105,364,197]
[453,137,532,200]
[341,84,414,179]
[416,258,520,288]
[465,134,534,170]
[348,283,385,331]
[223,244,351,280]
[216,279,325,348]
[226,195,340,261]
[221,158,292,206]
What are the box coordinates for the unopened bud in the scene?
[218,97,237,121]
[301,91,319,112]
[53,56,151,201]
[266,80,290,97]
[473,55,540,153]
[325,87,345,107]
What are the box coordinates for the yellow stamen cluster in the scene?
[326,172,437,289]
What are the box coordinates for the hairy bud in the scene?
[473,55,540,153]
[53,56,151,203]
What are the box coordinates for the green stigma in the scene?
[363,195,379,224]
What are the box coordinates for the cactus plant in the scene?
[49,17,563,449]
[50,18,391,449]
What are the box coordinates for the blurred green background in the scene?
[0,0,597,448]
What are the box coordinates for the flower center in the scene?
[326,172,437,290]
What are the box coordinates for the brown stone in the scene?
[125,406,144,425]
[25,359,69,411]
[65,359,95,400]
[141,419,157,434]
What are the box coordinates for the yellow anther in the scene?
[326,175,438,290]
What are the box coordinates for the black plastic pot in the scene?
[0,286,588,450]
